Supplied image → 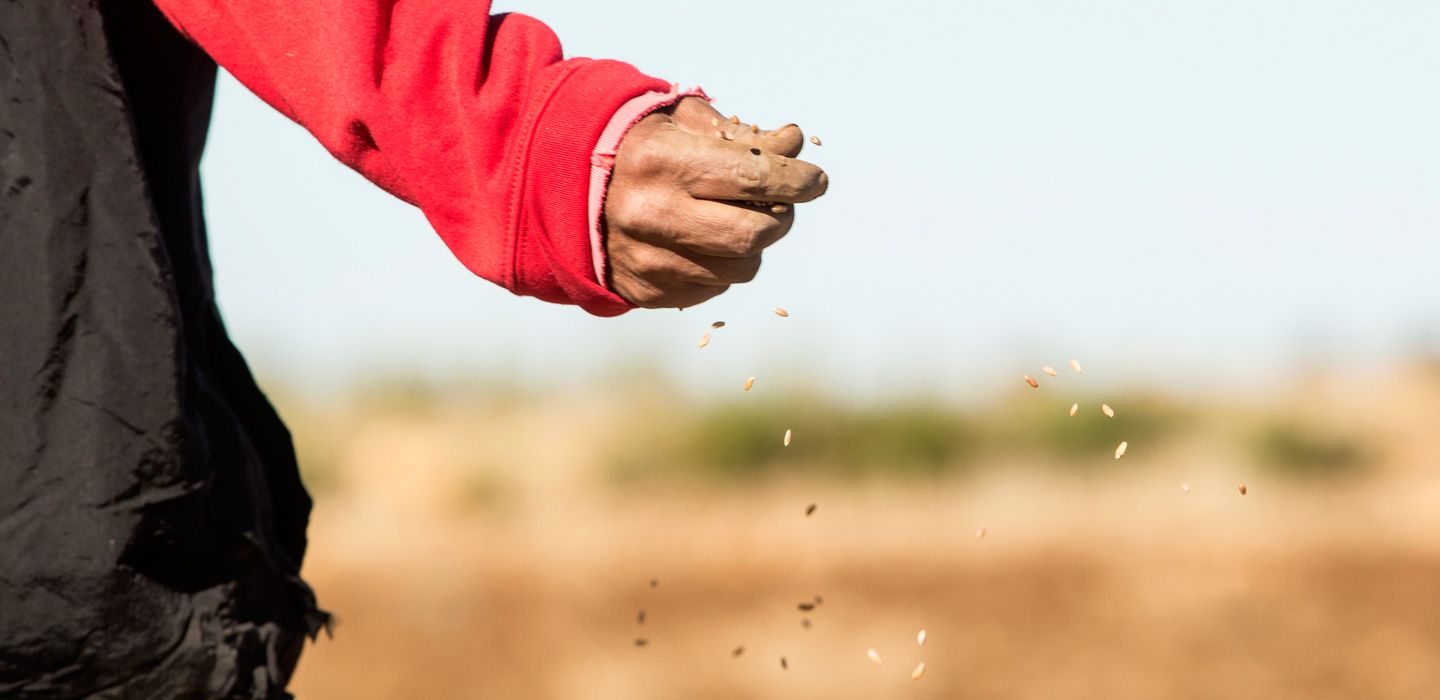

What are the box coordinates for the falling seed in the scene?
[1181,482,1191,493]
[1068,403,1079,417]
[917,629,927,646]
[1025,375,1039,389]
[805,503,817,516]
[1239,483,1248,495]
[809,135,822,146]
[744,376,756,392]
[635,638,648,647]
[697,333,711,349]
[814,595,824,605]
[711,321,726,329]
[1070,359,1083,374]
[783,429,793,447]
[710,117,719,127]
[729,115,740,125]
[732,646,745,657]
[751,124,759,134]
[911,662,927,681]
[780,656,788,670]
[650,578,658,588]
[866,648,882,665]
[770,204,788,213]
[773,307,790,317]
[1102,404,1115,418]
[1042,366,1058,377]
[798,602,815,612]
[801,618,812,629]
[1115,441,1129,460]
[976,526,987,539]
[637,609,646,625]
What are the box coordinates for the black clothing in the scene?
[0,1,325,697]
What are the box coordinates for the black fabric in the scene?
[0,1,326,697]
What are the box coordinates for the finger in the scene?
[731,123,805,158]
[670,98,806,158]
[674,131,829,203]
[610,261,730,309]
[623,279,728,309]
[611,234,763,286]
[607,188,793,258]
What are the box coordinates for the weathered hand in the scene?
[604,97,829,308]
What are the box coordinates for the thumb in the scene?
[670,98,808,158]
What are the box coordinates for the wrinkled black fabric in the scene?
[0,1,326,697]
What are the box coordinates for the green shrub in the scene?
[1252,422,1368,478]
[608,398,981,482]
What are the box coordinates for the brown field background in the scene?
[280,364,1440,699]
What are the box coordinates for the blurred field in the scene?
[282,364,1440,699]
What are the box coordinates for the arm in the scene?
[154,0,826,313]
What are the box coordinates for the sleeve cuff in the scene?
[516,59,672,317]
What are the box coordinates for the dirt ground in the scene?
[284,377,1440,699]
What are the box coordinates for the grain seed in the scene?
[711,321,726,329]
[798,602,815,612]
[805,503,817,517]
[1239,483,1248,495]
[1025,375,1039,389]
[752,123,759,134]
[729,115,741,124]
[911,662,927,680]
[1042,366,1058,377]
[917,629,927,646]
[711,117,720,127]
[732,646,745,657]
[866,648,882,665]
[783,429,793,447]
[809,135,822,146]
[697,333,711,349]
[744,376,756,392]
[637,609,646,625]
[1069,403,1079,417]
[1070,359,1083,374]
[1114,441,1128,460]
[770,203,789,213]
[780,656,788,670]
[1102,404,1115,418]
[773,307,790,317]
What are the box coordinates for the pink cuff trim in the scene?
[588,84,709,285]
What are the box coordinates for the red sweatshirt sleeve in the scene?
[153,0,673,315]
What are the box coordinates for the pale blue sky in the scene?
[201,0,1440,398]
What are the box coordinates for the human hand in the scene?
[604,97,829,308]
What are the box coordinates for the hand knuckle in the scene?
[619,134,668,176]
[630,247,673,278]
[732,158,768,197]
[609,188,665,232]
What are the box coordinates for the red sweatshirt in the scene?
[152,0,693,316]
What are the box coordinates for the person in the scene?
[0,0,828,697]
